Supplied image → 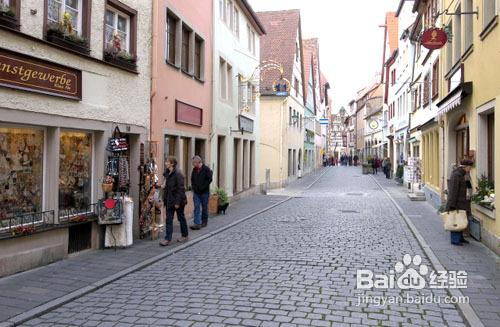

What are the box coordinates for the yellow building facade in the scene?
[439,0,498,254]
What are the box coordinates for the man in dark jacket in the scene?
[190,155,213,230]
[160,156,188,246]
[446,159,473,245]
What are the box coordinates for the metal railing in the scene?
[58,203,98,224]
[0,210,55,237]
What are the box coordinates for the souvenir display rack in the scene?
[139,141,162,239]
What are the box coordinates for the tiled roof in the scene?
[256,10,301,95]
[386,12,399,53]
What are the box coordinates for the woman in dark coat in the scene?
[446,159,474,245]
[160,156,188,246]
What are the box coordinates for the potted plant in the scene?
[0,3,18,29]
[395,164,404,184]
[215,188,229,214]
[208,189,219,215]
[46,12,90,54]
[103,33,137,70]
[472,175,495,211]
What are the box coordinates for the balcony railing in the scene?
[0,210,55,238]
[59,203,98,224]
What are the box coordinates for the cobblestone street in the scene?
[19,167,471,326]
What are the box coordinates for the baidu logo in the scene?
[357,254,449,290]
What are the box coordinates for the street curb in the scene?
[2,197,293,327]
[371,175,485,327]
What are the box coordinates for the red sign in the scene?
[421,28,448,50]
[0,47,82,100]
[175,100,203,126]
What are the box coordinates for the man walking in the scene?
[190,155,213,230]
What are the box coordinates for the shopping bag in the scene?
[441,210,468,231]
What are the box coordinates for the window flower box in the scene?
[0,10,19,29]
[472,203,496,220]
[103,51,137,71]
[46,28,90,55]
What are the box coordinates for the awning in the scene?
[437,82,473,116]
[418,117,438,131]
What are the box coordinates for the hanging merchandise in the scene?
[106,127,128,152]
[139,155,161,239]
[118,156,129,189]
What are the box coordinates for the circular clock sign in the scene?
[369,120,379,130]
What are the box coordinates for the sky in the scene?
[248,0,401,112]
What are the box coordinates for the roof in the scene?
[386,12,399,53]
[238,0,266,35]
[257,10,303,95]
[320,72,330,102]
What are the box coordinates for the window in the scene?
[166,11,178,65]
[391,69,396,86]
[289,107,292,125]
[487,113,495,182]
[226,0,233,27]
[247,25,256,54]
[417,84,421,109]
[227,63,233,102]
[294,77,299,97]
[446,22,453,73]
[0,127,44,218]
[423,74,430,106]
[48,0,83,34]
[453,6,462,64]
[59,131,92,215]
[181,25,190,72]
[483,0,497,29]
[220,58,227,100]
[105,7,131,52]
[234,8,239,37]
[239,81,255,114]
[219,0,226,21]
[464,0,473,50]
[194,37,203,79]
[432,59,439,98]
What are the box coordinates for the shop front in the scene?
[0,48,147,277]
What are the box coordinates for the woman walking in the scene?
[446,159,474,245]
[160,156,188,246]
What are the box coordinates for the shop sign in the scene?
[273,77,290,97]
[0,47,82,100]
[238,115,254,133]
[421,28,448,50]
[175,100,203,126]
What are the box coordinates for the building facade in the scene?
[211,0,265,198]
[0,0,151,276]
[257,9,306,188]
[151,0,213,189]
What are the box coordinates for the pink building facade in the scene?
[151,0,213,185]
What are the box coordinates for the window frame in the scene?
[181,24,191,73]
[423,73,430,106]
[47,0,84,35]
[103,0,137,59]
[432,59,439,99]
[166,9,179,66]
[482,0,498,31]
[104,5,131,53]
[0,0,21,26]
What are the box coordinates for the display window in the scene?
[0,127,44,220]
[59,131,92,216]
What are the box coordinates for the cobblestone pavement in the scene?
[20,167,469,326]
[373,172,500,327]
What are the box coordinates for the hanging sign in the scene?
[421,28,448,50]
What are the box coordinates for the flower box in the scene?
[46,31,90,55]
[472,203,496,220]
[0,12,18,29]
[103,52,137,71]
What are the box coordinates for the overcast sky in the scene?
[248,0,401,112]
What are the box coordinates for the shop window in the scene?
[59,131,92,216]
[0,127,44,219]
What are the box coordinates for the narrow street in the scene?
[19,167,469,327]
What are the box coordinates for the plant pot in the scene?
[102,183,113,193]
[208,195,218,215]
[103,53,137,71]
[0,13,19,29]
[46,33,90,55]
